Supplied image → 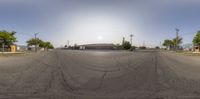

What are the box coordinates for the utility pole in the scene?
[130,34,133,46]
[122,37,125,44]
[175,28,179,51]
[34,33,38,52]
[67,40,69,48]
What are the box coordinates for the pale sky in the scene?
[1,0,200,47]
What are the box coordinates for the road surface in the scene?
[0,50,200,99]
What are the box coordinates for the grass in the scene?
[175,51,200,56]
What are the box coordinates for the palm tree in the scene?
[173,36,183,46]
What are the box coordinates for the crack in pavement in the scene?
[96,71,108,90]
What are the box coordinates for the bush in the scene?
[139,46,146,49]
[114,44,122,50]
[130,46,136,51]
[155,46,160,49]
[122,41,131,50]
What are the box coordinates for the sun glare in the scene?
[66,13,132,44]
[97,35,103,40]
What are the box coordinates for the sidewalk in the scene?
[0,52,26,57]
[0,52,24,54]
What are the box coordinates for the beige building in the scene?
[10,45,17,52]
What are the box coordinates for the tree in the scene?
[121,37,131,50]
[48,43,54,49]
[40,41,54,50]
[139,46,146,49]
[163,39,174,46]
[0,30,17,47]
[26,38,43,47]
[73,44,79,50]
[163,36,182,50]
[173,36,183,46]
[155,46,160,49]
[163,39,174,49]
[122,41,131,50]
[172,36,183,50]
[26,38,54,50]
[114,44,122,50]
[193,31,200,45]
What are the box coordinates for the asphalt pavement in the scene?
[0,50,200,99]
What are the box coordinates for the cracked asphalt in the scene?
[0,50,200,99]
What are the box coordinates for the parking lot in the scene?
[0,50,200,99]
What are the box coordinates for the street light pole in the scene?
[34,33,38,52]
[130,34,133,46]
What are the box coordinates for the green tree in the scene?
[173,36,183,46]
[122,41,131,50]
[193,31,200,45]
[0,30,17,47]
[114,44,122,49]
[48,43,54,49]
[27,38,54,50]
[26,38,43,47]
[40,41,54,50]
[163,39,174,49]
[73,44,79,50]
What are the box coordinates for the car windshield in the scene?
[1,0,200,99]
